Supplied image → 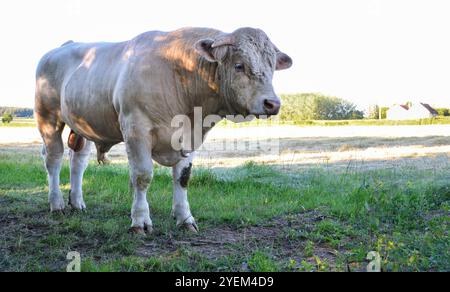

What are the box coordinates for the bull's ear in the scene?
[194,39,217,62]
[276,52,293,71]
[194,37,231,63]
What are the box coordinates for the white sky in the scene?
[0,0,449,109]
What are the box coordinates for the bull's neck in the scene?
[171,50,226,118]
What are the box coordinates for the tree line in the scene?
[1,97,449,125]
[0,107,34,118]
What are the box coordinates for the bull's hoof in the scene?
[50,206,65,213]
[129,225,153,236]
[49,196,66,213]
[176,215,199,233]
[68,193,87,212]
[69,205,87,213]
[180,222,199,233]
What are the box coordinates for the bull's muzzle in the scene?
[263,99,281,115]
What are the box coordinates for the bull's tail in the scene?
[68,130,86,152]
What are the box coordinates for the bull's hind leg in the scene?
[69,138,93,210]
[172,153,198,233]
[36,114,66,212]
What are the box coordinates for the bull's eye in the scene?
[234,63,245,73]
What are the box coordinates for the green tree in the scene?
[436,108,449,117]
[380,107,389,119]
[367,105,389,120]
[280,93,364,122]
[367,105,380,119]
[0,107,33,118]
[2,113,13,124]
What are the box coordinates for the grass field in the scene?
[2,117,450,129]
[0,125,449,272]
[0,118,35,128]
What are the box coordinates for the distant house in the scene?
[386,104,410,120]
[387,103,438,120]
[409,103,438,119]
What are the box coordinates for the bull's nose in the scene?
[263,99,281,115]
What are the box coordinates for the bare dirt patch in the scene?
[136,209,343,269]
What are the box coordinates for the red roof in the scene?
[400,105,409,110]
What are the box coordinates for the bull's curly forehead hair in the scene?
[194,26,292,73]
[229,27,277,75]
[232,27,274,49]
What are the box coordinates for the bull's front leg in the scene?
[172,152,198,233]
[122,121,154,235]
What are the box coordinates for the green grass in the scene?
[0,151,448,272]
[0,118,35,128]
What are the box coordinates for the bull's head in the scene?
[194,27,292,117]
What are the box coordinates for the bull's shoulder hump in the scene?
[130,30,167,43]
[131,28,223,44]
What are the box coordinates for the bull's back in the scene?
[36,41,128,144]
[35,28,222,145]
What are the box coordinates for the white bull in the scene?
[35,27,292,234]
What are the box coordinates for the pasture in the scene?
[0,124,449,272]
[0,118,35,128]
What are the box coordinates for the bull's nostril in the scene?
[263,99,280,113]
[264,99,275,110]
